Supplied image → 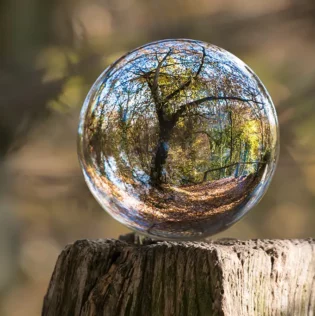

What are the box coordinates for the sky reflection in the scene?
[78,39,279,240]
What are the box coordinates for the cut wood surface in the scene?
[42,234,315,316]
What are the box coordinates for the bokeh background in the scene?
[0,0,314,314]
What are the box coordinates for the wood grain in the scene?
[42,234,315,316]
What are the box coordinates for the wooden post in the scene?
[42,234,315,316]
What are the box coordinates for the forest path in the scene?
[145,173,259,219]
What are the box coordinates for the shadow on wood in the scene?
[42,234,315,316]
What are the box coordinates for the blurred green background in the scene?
[0,0,314,314]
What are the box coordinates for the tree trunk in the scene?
[150,139,169,184]
[150,120,174,186]
[42,234,315,316]
[229,110,233,165]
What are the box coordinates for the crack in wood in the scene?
[42,235,315,316]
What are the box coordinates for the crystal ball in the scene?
[78,39,279,240]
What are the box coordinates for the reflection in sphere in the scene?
[78,39,279,240]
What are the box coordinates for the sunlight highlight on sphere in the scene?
[78,39,279,240]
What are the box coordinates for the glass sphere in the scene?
[78,39,279,240]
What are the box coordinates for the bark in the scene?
[202,161,264,182]
[42,234,315,316]
[148,47,207,186]
[163,47,206,103]
[150,121,173,185]
[229,110,233,164]
[172,96,262,123]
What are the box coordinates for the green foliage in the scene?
[86,41,272,185]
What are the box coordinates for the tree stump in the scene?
[42,234,315,316]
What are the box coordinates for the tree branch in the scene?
[172,95,263,123]
[151,49,172,104]
[202,161,265,182]
[164,47,206,103]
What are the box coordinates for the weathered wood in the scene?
[42,234,315,316]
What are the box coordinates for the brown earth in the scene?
[143,173,261,220]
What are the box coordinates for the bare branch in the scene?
[164,47,206,102]
[202,161,266,182]
[151,49,172,104]
[172,95,263,123]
